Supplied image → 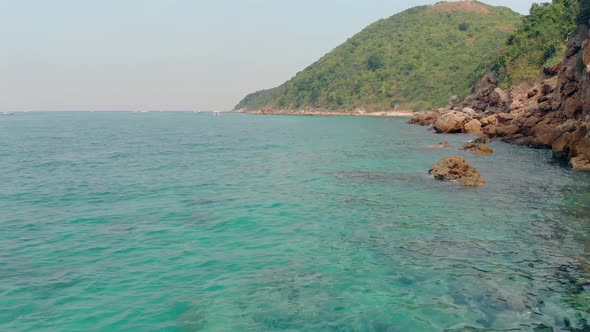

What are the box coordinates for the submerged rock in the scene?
[473,134,490,144]
[461,143,494,155]
[427,141,450,148]
[430,156,486,186]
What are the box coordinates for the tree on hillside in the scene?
[367,54,385,71]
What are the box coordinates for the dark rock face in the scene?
[463,73,511,115]
[430,156,486,186]
[502,35,590,170]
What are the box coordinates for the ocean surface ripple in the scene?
[1,112,590,331]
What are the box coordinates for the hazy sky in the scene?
[0,0,537,112]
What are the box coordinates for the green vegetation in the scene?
[494,0,580,86]
[235,1,521,112]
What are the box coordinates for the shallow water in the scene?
[2,112,590,331]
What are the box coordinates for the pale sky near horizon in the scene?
[0,0,537,112]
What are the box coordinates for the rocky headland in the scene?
[410,29,590,171]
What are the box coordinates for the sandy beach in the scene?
[232,109,415,117]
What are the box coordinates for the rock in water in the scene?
[430,156,486,186]
[473,134,490,144]
[570,155,590,171]
[461,143,494,155]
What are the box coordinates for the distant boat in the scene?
[213,111,221,116]
[1,112,14,115]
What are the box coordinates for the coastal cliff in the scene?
[410,24,590,170]
[410,0,590,170]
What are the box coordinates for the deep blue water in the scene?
[2,112,590,331]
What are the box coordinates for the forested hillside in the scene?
[235,1,521,112]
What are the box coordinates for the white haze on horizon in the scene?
[0,0,537,112]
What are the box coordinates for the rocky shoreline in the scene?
[409,29,590,171]
[235,29,590,174]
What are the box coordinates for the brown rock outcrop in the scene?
[460,107,478,118]
[570,155,590,171]
[480,115,498,126]
[408,110,439,126]
[409,32,590,171]
[434,111,469,133]
[455,31,590,170]
[494,124,520,137]
[463,119,482,134]
[430,156,486,186]
[497,113,516,124]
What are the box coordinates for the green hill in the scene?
[235,1,521,112]
[494,0,583,87]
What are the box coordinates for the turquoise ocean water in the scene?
[2,112,590,331]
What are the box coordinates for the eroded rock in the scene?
[497,113,516,124]
[434,111,469,133]
[460,107,478,118]
[480,115,498,126]
[570,155,590,171]
[408,111,439,126]
[463,119,482,134]
[494,124,520,137]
